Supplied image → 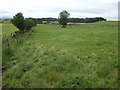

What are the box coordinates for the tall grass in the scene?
[2,21,118,88]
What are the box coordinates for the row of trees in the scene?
[11,11,107,29]
[11,13,37,32]
[11,11,70,29]
[27,12,106,25]
[58,10,106,27]
[68,17,106,23]
[27,18,57,24]
[34,17,106,24]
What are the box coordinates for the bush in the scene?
[25,19,35,31]
[11,12,37,32]
[11,12,25,32]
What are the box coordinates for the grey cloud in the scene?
[68,8,109,14]
[0,10,9,13]
[0,0,118,20]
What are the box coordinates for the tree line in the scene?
[11,11,107,29]
[30,17,106,24]
[68,17,106,23]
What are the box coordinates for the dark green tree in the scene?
[58,10,70,28]
[31,18,37,26]
[11,12,25,32]
[25,19,36,31]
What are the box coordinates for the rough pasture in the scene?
[2,21,118,88]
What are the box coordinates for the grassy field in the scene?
[2,24,18,37]
[2,21,118,88]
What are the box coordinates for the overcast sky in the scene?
[0,0,119,20]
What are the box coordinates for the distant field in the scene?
[2,24,18,37]
[2,21,118,88]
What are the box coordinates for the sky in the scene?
[0,0,119,20]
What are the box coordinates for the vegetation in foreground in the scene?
[2,21,118,88]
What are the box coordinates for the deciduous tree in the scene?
[58,10,70,28]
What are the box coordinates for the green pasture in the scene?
[2,24,18,37]
[2,21,118,88]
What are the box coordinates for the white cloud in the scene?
[0,0,119,20]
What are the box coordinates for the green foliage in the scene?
[28,18,37,27]
[58,10,70,27]
[11,12,25,32]
[25,19,36,31]
[11,13,37,32]
[68,17,106,23]
[2,47,14,66]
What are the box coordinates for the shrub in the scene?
[11,12,25,32]
[24,19,35,31]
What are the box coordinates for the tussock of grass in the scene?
[3,42,118,88]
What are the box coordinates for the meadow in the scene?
[2,21,118,88]
[2,20,18,37]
